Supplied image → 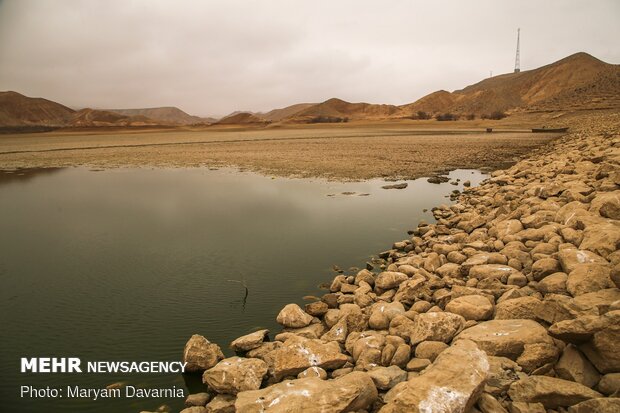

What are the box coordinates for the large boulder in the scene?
[202,357,268,394]
[566,263,613,296]
[555,345,601,388]
[234,371,378,412]
[494,296,541,320]
[445,295,494,321]
[409,312,465,345]
[268,336,348,380]
[380,340,489,413]
[276,304,313,328]
[455,319,556,372]
[375,271,409,290]
[368,301,405,330]
[367,365,408,390]
[579,310,620,373]
[183,335,225,372]
[557,248,608,274]
[508,376,602,409]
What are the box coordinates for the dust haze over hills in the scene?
[1,52,619,129]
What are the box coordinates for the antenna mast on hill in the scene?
[514,28,521,73]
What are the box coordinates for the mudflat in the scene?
[0,122,558,180]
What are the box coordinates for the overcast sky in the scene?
[0,0,618,117]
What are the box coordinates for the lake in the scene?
[0,166,486,412]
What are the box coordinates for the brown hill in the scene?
[216,112,270,125]
[259,103,316,122]
[285,98,404,123]
[402,52,620,117]
[106,107,214,125]
[69,108,159,127]
[0,91,75,126]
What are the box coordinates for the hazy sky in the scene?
[0,0,618,117]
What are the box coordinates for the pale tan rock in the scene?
[380,340,489,413]
[536,272,568,294]
[508,376,602,409]
[409,311,465,345]
[368,365,407,390]
[414,340,449,362]
[455,319,554,360]
[234,371,378,412]
[494,296,541,320]
[568,398,620,413]
[368,301,405,330]
[202,357,268,395]
[477,392,508,413]
[183,335,225,372]
[445,294,494,321]
[205,394,235,413]
[185,392,210,407]
[597,373,620,395]
[580,310,620,373]
[566,263,613,296]
[557,248,608,273]
[269,336,348,380]
[276,304,313,328]
[375,271,409,290]
[469,264,522,282]
[230,330,269,352]
[555,345,601,388]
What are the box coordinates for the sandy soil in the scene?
[0,121,560,180]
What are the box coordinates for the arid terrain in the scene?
[0,121,560,181]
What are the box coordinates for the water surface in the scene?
[0,167,486,412]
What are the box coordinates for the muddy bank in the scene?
[170,111,620,413]
[0,125,557,181]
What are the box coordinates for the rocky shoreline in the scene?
[176,112,619,413]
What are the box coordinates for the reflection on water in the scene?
[0,167,487,413]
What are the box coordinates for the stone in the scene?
[485,356,521,396]
[276,304,313,328]
[580,310,620,373]
[555,345,601,388]
[375,271,409,290]
[445,295,494,321]
[469,264,522,282]
[320,317,348,343]
[568,398,620,413]
[406,358,431,372]
[580,222,620,258]
[557,248,608,273]
[234,371,378,412]
[181,407,206,413]
[515,342,560,374]
[269,336,348,380]
[548,315,606,343]
[380,340,490,413]
[390,344,411,368]
[590,191,620,220]
[530,258,561,281]
[493,220,524,240]
[566,263,613,296]
[203,357,268,395]
[494,296,541,320]
[455,319,554,361]
[507,402,546,413]
[477,392,508,413]
[597,373,620,396]
[409,311,465,345]
[368,365,408,390]
[185,393,211,407]
[205,394,236,413]
[393,277,430,305]
[534,294,598,325]
[297,366,327,379]
[183,335,225,372]
[414,341,448,362]
[508,376,602,409]
[230,330,269,352]
[304,301,328,317]
[368,301,405,330]
[536,272,568,294]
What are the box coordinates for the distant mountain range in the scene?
[1,52,618,129]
